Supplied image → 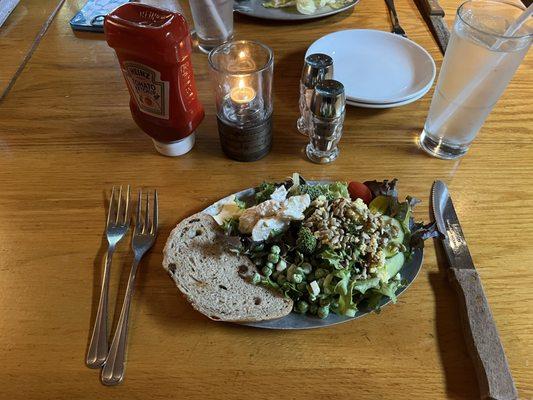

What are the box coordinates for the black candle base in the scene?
[217,115,272,162]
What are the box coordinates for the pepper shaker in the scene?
[306,80,346,164]
[297,53,334,136]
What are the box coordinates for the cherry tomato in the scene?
[348,181,373,204]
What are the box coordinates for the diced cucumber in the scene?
[384,252,405,280]
[382,215,404,244]
[384,244,399,258]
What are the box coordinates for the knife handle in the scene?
[448,268,518,400]
[423,0,445,16]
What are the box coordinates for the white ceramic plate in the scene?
[306,30,436,104]
[346,89,429,108]
[234,0,359,21]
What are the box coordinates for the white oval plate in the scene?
[202,181,424,330]
[306,29,436,104]
[234,0,359,21]
[346,89,429,108]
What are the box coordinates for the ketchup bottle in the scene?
[104,3,204,156]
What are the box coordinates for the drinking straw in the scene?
[201,0,230,38]
[428,3,532,134]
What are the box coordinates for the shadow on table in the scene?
[429,195,480,399]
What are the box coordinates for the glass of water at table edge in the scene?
[189,0,234,54]
[420,0,532,160]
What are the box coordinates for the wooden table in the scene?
[0,0,64,98]
[0,0,531,398]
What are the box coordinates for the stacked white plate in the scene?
[306,30,436,108]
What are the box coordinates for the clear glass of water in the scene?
[420,0,532,159]
[189,0,234,54]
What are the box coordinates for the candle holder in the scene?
[208,40,274,162]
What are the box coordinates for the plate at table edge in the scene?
[202,181,424,330]
[306,30,436,104]
[234,0,359,21]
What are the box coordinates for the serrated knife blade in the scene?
[431,180,474,270]
[430,180,518,400]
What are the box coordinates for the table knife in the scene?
[431,181,518,400]
[418,0,451,54]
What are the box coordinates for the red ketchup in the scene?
[104,4,204,156]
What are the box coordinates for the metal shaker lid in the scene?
[311,80,346,119]
[301,53,334,89]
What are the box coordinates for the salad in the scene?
[213,174,436,319]
[263,0,352,15]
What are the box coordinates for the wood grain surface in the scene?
[0,0,64,98]
[0,0,531,399]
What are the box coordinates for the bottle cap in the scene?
[152,133,196,157]
[311,80,346,119]
[301,53,334,89]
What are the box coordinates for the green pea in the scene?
[276,259,287,272]
[317,305,330,319]
[267,253,280,263]
[276,274,287,285]
[296,300,309,314]
[251,273,261,285]
[262,266,273,277]
[300,263,312,274]
[292,273,304,284]
[270,245,281,255]
[265,262,273,269]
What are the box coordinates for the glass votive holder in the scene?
[208,40,274,162]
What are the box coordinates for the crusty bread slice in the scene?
[163,213,293,322]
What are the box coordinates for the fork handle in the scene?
[101,257,141,385]
[384,0,401,30]
[86,246,115,368]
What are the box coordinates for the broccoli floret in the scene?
[255,182,276,204]
[300,185,325,201]
[296,226,317,255]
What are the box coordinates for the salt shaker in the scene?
[297,53,333,136]
[306,80,346,164]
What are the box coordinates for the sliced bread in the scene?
[162,213,293,322]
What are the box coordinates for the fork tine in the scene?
[136,189,142,232]
[106,186,116,227]
[115,186,123,225]
[123,185,131,225]
[151,190,158,234]
[144,191,150,234]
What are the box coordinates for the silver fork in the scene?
[87,185,130,369]
[384,0,407,37]
[101,189,158,385]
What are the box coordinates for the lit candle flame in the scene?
[230,79,256,105]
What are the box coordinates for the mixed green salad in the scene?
[263,0,352,15]
[213,174,436,319]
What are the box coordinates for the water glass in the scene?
[420,0,532,159]
[189,0,234,54]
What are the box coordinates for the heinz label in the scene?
[123,61,169,119]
